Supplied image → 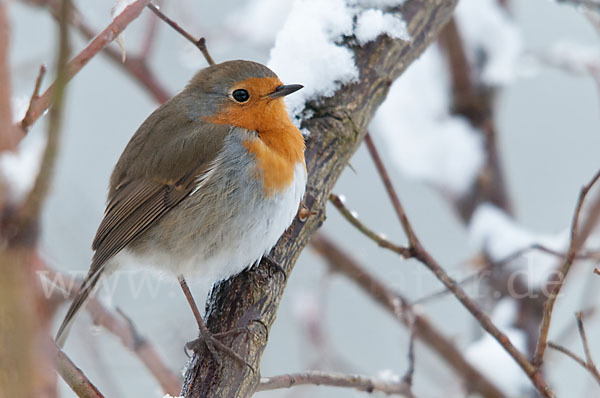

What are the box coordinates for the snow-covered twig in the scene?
[256,370,414,396]
[329,193,411,258]
[548,313,600,387]
[146,3,215,66]
[363,133,555,397]
[18,0,151,133]
[54,346,104,398]
[534,168,600,367]
[310,233,506,398]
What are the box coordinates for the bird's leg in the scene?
[177,275,253,371]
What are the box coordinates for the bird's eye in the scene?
[231,89,250,103]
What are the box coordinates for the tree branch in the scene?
[41,265,181,395]
[18,0,151,133]
[437,17,512,220]
[180,1,460,397]
[534,168,600,367]
[548,313,600,388]
[363,133,554,397]
[146,3,215,66]
[329,193,411,257]
[256,370,414,396]
[310,233,506,398]
[54,345,104,398]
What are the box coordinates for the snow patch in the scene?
[376,368,401,383]
[0,129,46,203]
[466,298,530,397]
[355,9,409,45]
[268,0,410,124]
[469,204,569,290]
[370,45,485,196]
[455,0,522,85]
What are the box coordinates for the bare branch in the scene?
[54,345,104,398]
[363,133,554,397]
[576,312,600,379]
[310,233,506,398]
[437,17,512,220]
[329,193,411,257]
[402,322,416,388]
[534,168,600,367]
[41,265,181,395]
[18,0,151,133]
[21,65,47,130]
[256,370,414,396]
[146,3,215,66]
[11,0,71,247]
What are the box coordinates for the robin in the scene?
[55,60,306,360]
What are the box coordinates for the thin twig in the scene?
[534,169,600,367]
[21,65,46,129]
[329,193,411,257]
[402,322,416,388]
[576,312,600,378]
[363,133,554,397]
[37,0,170,104]
[548,342,589,370]
[412,268,488,305]
[495,243,600,267]
[146,3,215,66]
[548,340,600,387]
[18,0,151,133]
[14,0,70,244]
[310,233,506,398]
[54,344,105,398]
[256,370,414,396]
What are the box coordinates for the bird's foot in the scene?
[185,329,254,372]
[262,255,287,282]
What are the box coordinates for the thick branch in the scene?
[181,1,459,397]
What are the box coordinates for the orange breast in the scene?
[204,82,305,196]
[243,131,304,196]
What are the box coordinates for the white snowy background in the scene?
[5,0,600,397]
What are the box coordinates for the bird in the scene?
[55,60,307,357]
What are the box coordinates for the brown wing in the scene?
[91,163,211,271]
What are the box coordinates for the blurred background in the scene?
[5,0,600,396]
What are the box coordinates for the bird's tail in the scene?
[55,267,104,348]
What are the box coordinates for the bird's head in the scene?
[184,60,302,133]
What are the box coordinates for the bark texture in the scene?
[181,1,458,396]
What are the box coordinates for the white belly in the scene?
[110,162,307,280]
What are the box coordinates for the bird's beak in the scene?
[267,84,303,99]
